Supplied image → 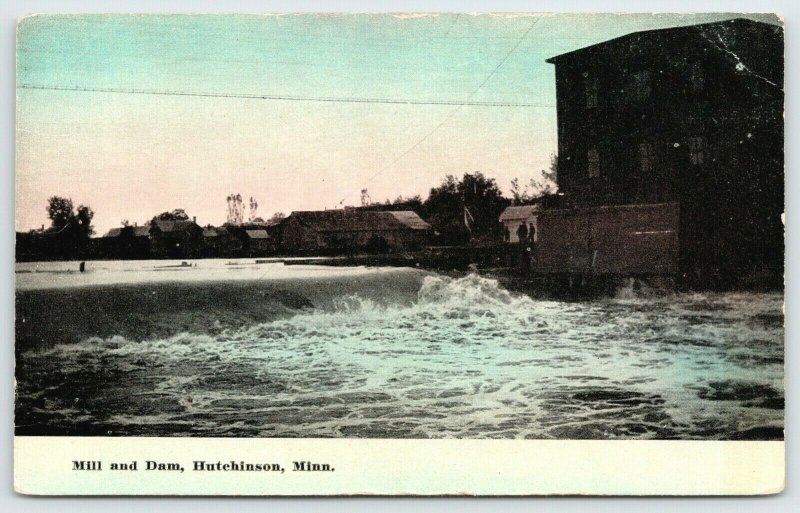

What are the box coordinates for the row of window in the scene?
[584,137,706,178]
[583,63,704,109]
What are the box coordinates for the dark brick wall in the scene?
[547,19,783,280]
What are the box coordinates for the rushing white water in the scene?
[16,266,784,439]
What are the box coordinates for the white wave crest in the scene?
[16,272,784,439]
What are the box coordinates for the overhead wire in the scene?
[335,15,544,207]
[16,83,552,108]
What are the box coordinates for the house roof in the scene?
[499,205,541,222]
[545,18,782,65]
[245,229,270,239]
[288,210,432,233]
[388,211,432,230]
[103,226,151,238]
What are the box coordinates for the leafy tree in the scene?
[421,175,465,243]
[391,194,423,212]
[46,196,75,231]
[526,171,556,199]
[152,209,190,223]
[528,154,558,198]
[509,154,559,204]
[46,196,94,237]
[75,205,95,238]
[43,196,94,258]
[457,172,508,237]
[544,153,558,184]
[509,178,523,205]
[360,189,371,206]
[421,172,509,244]
[267,212,286,224]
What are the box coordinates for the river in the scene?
[15,259,784,439]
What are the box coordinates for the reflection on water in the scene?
[15,270,784,439]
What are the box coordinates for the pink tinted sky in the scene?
[15,13,779,235]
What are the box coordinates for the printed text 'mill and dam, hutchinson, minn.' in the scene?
[72,460,335,473]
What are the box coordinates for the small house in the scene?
[199,226,242,257]
[101,225,152,259]
[499,205,541,244]
[243,229,274,256]
[149,219,203,258]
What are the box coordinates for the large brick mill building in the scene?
[537,18,783,286]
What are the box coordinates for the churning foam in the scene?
[16,272,784,439]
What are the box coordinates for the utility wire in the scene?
[17,84,551,108]
[336,15,543,207]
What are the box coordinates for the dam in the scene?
[15,259,784,439]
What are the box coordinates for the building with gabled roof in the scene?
[103,225,151,238]
[242,229,274,256]
[244,229,270,239]
[100,224,153,259]
[279,209,433,253]
[149,219,203,258]
[499,205,541,244]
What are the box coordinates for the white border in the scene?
[4,0,797,510]
[13,438,785,496]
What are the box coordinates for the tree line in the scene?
[358,157,558,245]
[22,160,557,257]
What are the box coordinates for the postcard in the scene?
[14,13,784,495]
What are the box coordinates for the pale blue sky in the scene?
[16,13,780,234]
